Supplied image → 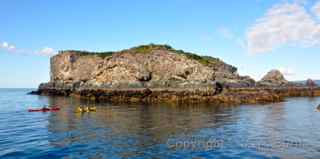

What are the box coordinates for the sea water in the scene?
[1,88,320,158]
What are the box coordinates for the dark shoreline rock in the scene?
[27,90,40,95]
[34,83,320,105]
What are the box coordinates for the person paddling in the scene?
[42,106,50,111]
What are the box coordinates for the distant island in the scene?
[31,44,320,105]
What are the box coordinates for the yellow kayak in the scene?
[75,106,96,113]
[89,107,96,111]
[75,107,83,113]
[83,107,90,112]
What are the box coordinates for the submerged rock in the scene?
[317,104,320,112]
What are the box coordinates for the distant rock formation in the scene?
[306,79,317,88]
[257,69,288,87]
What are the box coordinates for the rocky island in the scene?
[33,44,320,105]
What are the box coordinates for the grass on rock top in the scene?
[58,44,223,66]
[58,50,115,58]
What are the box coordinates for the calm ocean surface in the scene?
[1,88,320,159]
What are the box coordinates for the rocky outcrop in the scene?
[47,44,254,90]
[306,79,317,87]
[257,70,288,87]
[33,44,320,105]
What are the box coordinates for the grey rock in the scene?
[306,79,317,87]
[42,44,257,90]
[257,69,288,87]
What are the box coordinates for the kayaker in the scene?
[89,107,96,111]
[76,107,83,113]
[84,106,90,112]
[28,106,60,112]
[75,106,96,113]
[42,106,50,111]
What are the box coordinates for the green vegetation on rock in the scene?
[59,50,115,58]
[173,50,221,66]
[59,44,223,66]
[128,44,173,54]
[127,44,222,66]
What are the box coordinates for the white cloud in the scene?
[8,45,15,50]
[246,1,320,54]
[0,41,16,53]
[313,1,320,18]
[0,41,56,56]
[2,42,9,48]
[38,47,56,56]
[294,0,308,5]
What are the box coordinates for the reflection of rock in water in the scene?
[259,102,286,147]
[45,97,237,150]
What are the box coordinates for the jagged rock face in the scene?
[258,70,288,86]
[49,46,254,89]
[50,53,104,83]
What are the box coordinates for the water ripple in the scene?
[0,89,320,158]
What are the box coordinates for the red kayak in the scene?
[28,107,60,112]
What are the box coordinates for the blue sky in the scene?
[0,0,320,88]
